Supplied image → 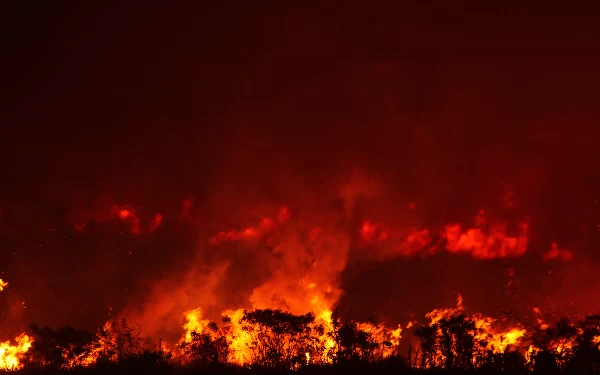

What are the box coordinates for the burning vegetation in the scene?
[3,295,600,373]
[4,6,600,375]
[0,192,598,374]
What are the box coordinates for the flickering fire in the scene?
[208,206,289,246]
[105,196,573,370]
[472,314,526,353]
[0,334,32,370]
[0,184,588,371]
[358,209,532,260]
[532,307,550,330]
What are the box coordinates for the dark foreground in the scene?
[0,359,579,375]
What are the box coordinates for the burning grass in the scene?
[1,297,599,374]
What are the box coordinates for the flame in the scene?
[4,186,593,370]
[172,204,534,369]
[421,294,527,366]
[425,294,464,324]
[472,314,526,353]
[0,334,32,370]
[359,210,529,260]
[180,306,397,367]
[0,279,32,370]
[444,218,529,259]
[532,307,550,330]
[208,206,289,246]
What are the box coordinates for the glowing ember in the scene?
[0,279,7,291]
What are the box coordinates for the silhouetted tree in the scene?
[481,349,528,375]
[27,324,95,368]
[414,324,437,369]
[241,309,316,369]
[532,349,560,375]
[96,318,144,363]
[328,311,393,365]
[566,314,600,374]
[180,319,230,366]
[415,315,480,370]
[531,317,577,369]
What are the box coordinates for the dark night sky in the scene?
[2,2,600,337]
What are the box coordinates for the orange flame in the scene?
[444,215,529,259]
[359,210,529,260]
[0,334,33,370]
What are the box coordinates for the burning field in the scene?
[0,172,599,372]
[4,2,600,374]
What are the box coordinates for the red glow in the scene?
[543,242,574,262]
[118,209,130,219]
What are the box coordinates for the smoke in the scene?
[3,2,600,348]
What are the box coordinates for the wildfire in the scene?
[0,278,33,370]
[0,334,32,370]
[358,210,532,260]
[419,293,528,368]
[182,308,211,343]
[0,185,588,371]
[169,202,558,369]
[425,294,465,324]
[472,314,526,353]
[443,213,529,259]
[532,307,550,330]
[208,206,289,246]
[175,293,531,369]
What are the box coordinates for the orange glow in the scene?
[425,294,465,324]
[6,186,591,370]
[444,213,529,259]
[207,208,290,246]
[418,294,528,369]
[0,334,33,370]
[532,307,550,330]
[0,279,7,291]
[359,209,528,260]
[472,313,526,353]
